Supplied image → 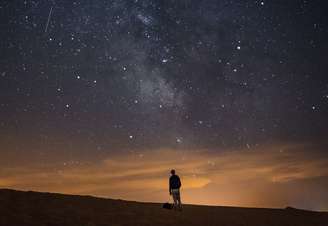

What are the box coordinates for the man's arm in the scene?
[169,178,172,195]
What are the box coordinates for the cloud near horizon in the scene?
[1,143,328,211]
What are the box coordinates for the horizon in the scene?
[1,143,328,211]
[1,187,326,212]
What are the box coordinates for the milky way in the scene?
[2,0,327,158]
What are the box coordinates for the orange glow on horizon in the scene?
[1,143,328,211]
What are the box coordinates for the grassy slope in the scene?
[0,189,327,226]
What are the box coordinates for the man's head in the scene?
[170,169,175,175]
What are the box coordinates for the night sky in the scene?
[1,1,328,210]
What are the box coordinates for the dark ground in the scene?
[0,189,327,226]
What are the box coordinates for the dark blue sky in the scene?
[1,0,328,161]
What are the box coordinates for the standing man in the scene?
[169,169,182,210]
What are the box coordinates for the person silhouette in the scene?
[169,169,182,210]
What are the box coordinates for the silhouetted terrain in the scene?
[0,189,327,226]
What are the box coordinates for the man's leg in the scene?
[177,192,182,210]
[172,192,178,210]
